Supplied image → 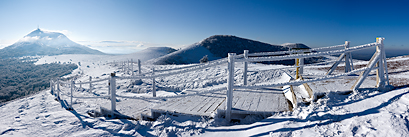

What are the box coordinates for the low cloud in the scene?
[41,28,71,36]
[0,44,7,49]
[75,40,168,54]
[18,36,40,42]
[0,39,19,48]
[100,41,123,43]
[18,36,55,42]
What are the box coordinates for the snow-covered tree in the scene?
[200,55,208,63]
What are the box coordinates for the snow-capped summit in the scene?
[25,28,65,38]
[0,28,104,58]
[16,28,77,48]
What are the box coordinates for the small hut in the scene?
[281,43,310,50]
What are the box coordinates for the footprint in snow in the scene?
[14,116,21,122]
[53,120,66,124]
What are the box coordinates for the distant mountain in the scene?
[147,35,292,65]
[0,28,104,58]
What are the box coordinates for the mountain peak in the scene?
[26,28,43,36]
[149,35,291,65]
[0,28,104,58]
[200,35,289,58]
[25,28,66,39]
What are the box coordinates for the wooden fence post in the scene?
[70,80,74,109]
[131,59,134,76]
[126,60,130,75]
[243,50,248,85]
[345,41,351,73]
[226,53,235,121]
[108,80,111,95]
[89,76,92,92]
[382,39,390,86]
[352,39,382,92]
[57,79,60,99]
[376,38,386,89]
[152,68,156,97]
[138,59,141,74]
[50,79,54,94]
[110,73,116,112]
[122,61,125,72]
[349,52,354,71]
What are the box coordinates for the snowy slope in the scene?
[34,47,177,77]
[146,43,221,65]
[1,53,409,136]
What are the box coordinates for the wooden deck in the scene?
[147,88,290,119]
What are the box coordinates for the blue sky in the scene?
[0,0,408,54]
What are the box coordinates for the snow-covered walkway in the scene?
[1,54,409,136]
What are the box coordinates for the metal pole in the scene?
[243,50,248,85]
[110,73,116,112]
[226,53,235,122]
[152,68,156,97]
[298,52,304,75]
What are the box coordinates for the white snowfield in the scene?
[1,52,409,136]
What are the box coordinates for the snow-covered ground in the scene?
[1,54,409,136]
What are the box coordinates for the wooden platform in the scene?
[147,88,290,119]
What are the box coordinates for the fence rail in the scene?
[247,43,346,57]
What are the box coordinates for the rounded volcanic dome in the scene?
[281,43,310,49]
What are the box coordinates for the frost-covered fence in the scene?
[223,37,391,121]
[49,38,391,121]
[50,76,111,110]
[111,59,142,75]
[50,56,232,114]
[240,42,354,84]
